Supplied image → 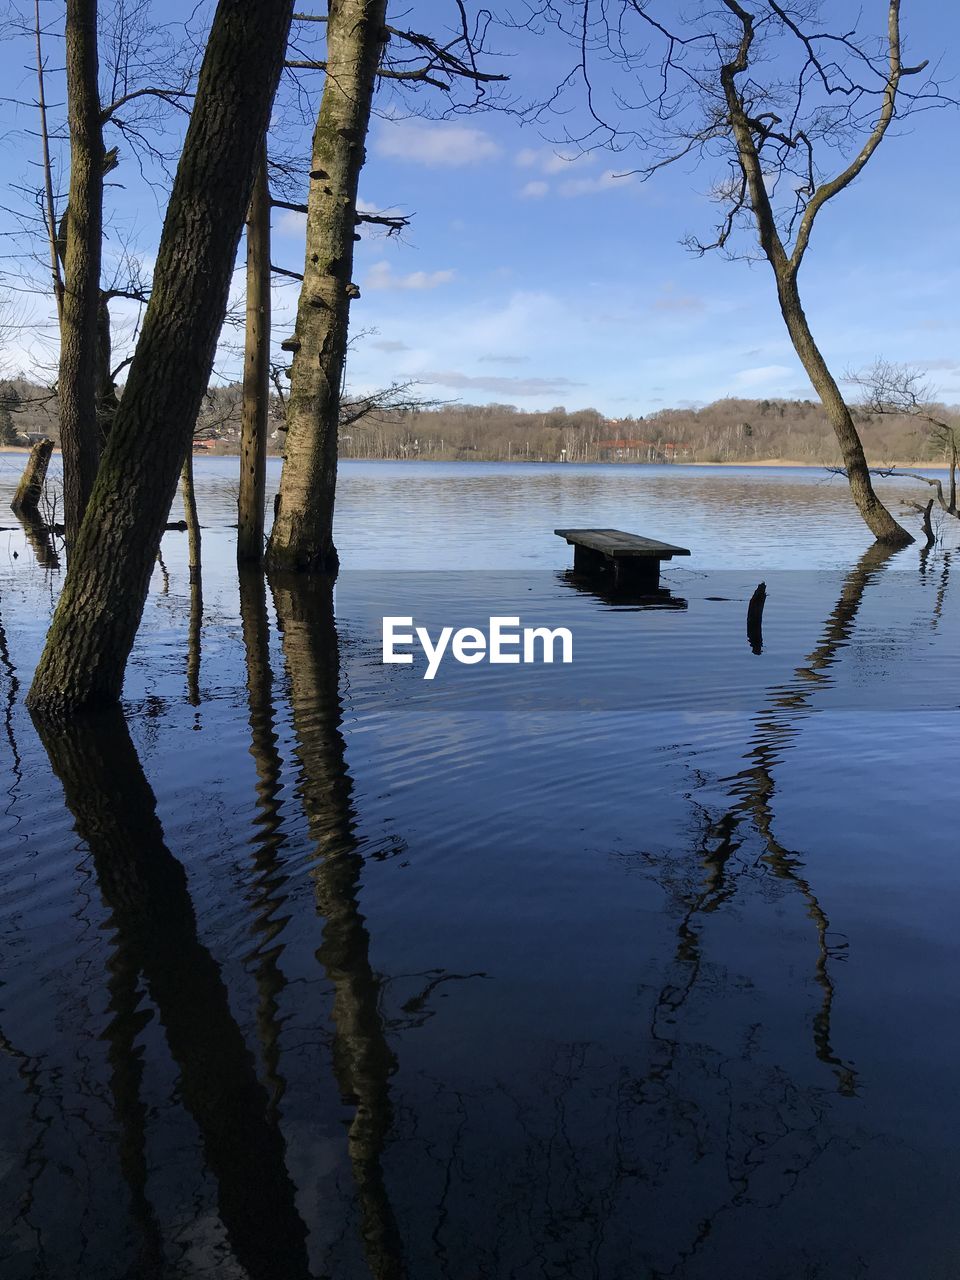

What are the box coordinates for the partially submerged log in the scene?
[747,582,766,655]
[10,438,54,518]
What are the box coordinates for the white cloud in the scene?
[519,180,549,199]
[516,147,593,175]
[652,285,705,315]
[733,364,795,388]
[375,121,500,167]
[558,169,635,198]
[276,208,306,236]
[366,261,455,291]
[418,370,585,396]
[369,338,411,352]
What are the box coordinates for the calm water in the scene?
[0,458,958,1279]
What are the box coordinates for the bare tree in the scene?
[266,2,507,575]
[237,144,271,564]
[517,0,951,544]
[58,0,105,546]
[849,358,959,519]
[27,0,297,716]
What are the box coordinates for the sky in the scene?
[1,0,959,418]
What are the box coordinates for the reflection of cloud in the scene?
[375,121,500,166]
[418,370,585,396]
[366,261,455,291]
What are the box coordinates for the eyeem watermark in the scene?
[383,616,573,680]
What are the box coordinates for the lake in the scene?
[1,458,958,1279]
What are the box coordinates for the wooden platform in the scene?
[555,528,690,590]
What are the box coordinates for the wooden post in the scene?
[11,438,54,518]
[612,558,660,592]
[181,450,201,584]
[237,145,271,564]
[573,543,606,575]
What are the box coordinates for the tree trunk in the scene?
[238,145,271,564]
[181,450,201,583]
[27,0,296,717]
[776,274,912,546]
[34,0,64,322]
[59,0,105,548]
[97,292,120,441]
[11,437,53,518]
[181,451,203,703]
[265,0,387,576]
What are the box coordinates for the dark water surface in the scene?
[0,459,958,1279]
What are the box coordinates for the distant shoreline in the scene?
[0,445,951,471]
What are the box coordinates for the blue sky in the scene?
[2,0,959,416]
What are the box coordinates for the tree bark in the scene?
[10,437,53,518]
[59,0,105,548]
[27,0,296,716]
[34,0,64,322]
[238,146,271,563]
[96,292,120,440]
[265,0,388,575]
[181,451,203,703]
[775,274,913,545]
[181,450,201,583]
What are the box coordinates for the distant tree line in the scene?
[4,381,954,466]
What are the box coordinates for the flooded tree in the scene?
[237,145,272,564]
[851,359,960,523]
[25,0,195,544]
[524,0,941,545]
[27,0,296,715]
[58,0,104,546]
[267,4,506,575]
[264,1,390,576]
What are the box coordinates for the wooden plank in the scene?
[555,528,690,559]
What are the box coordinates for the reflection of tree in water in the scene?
[13,510,60,571]
[32,707,311,1280]
[656,544,902,1099]
[272,574,406,1280]
[373,547,921,1280]
[238,566,294,1113]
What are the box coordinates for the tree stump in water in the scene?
[11,439,54,518]
[747,582,766,655]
